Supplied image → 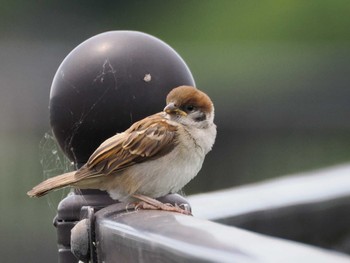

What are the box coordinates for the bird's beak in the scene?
[164,102,187,116]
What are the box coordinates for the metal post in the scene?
[48,30,195,262]
[54,190,117,262]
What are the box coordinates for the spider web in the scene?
[38,61,120,212]
[39,131,75,212]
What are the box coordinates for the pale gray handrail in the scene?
[94,206,350,263]
[70,164,350,262]
[188,163,350,221]
[187,163,350,254]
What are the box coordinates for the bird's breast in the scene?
[107,137,205,200]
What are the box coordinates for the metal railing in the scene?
[189,163,350,254]
[93,205,349,263]
[66,164,350,262]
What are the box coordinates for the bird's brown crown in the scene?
[166,86,213,114]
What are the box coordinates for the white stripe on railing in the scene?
[188,163,350,220]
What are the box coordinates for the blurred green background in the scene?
[1,0,350,262]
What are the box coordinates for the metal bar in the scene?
[188,164,350,254]
[94,204,350,263]
[188,164,350,220]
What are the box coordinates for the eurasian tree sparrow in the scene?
[27,86,216,214]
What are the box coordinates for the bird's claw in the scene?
[129,194,192,215]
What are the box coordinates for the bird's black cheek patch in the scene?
[194,112,206,122]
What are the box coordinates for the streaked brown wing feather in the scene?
[74,113,178,180]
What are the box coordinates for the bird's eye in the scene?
[185,105,195,112]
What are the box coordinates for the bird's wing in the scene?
[74,113,178,179]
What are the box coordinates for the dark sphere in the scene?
[50,31,195,166]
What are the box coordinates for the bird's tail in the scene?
[27,171,77,197]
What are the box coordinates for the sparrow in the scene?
[27,85,216,214]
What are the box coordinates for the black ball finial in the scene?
[49,31,195,166]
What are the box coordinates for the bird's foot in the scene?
[130,193,192,215]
